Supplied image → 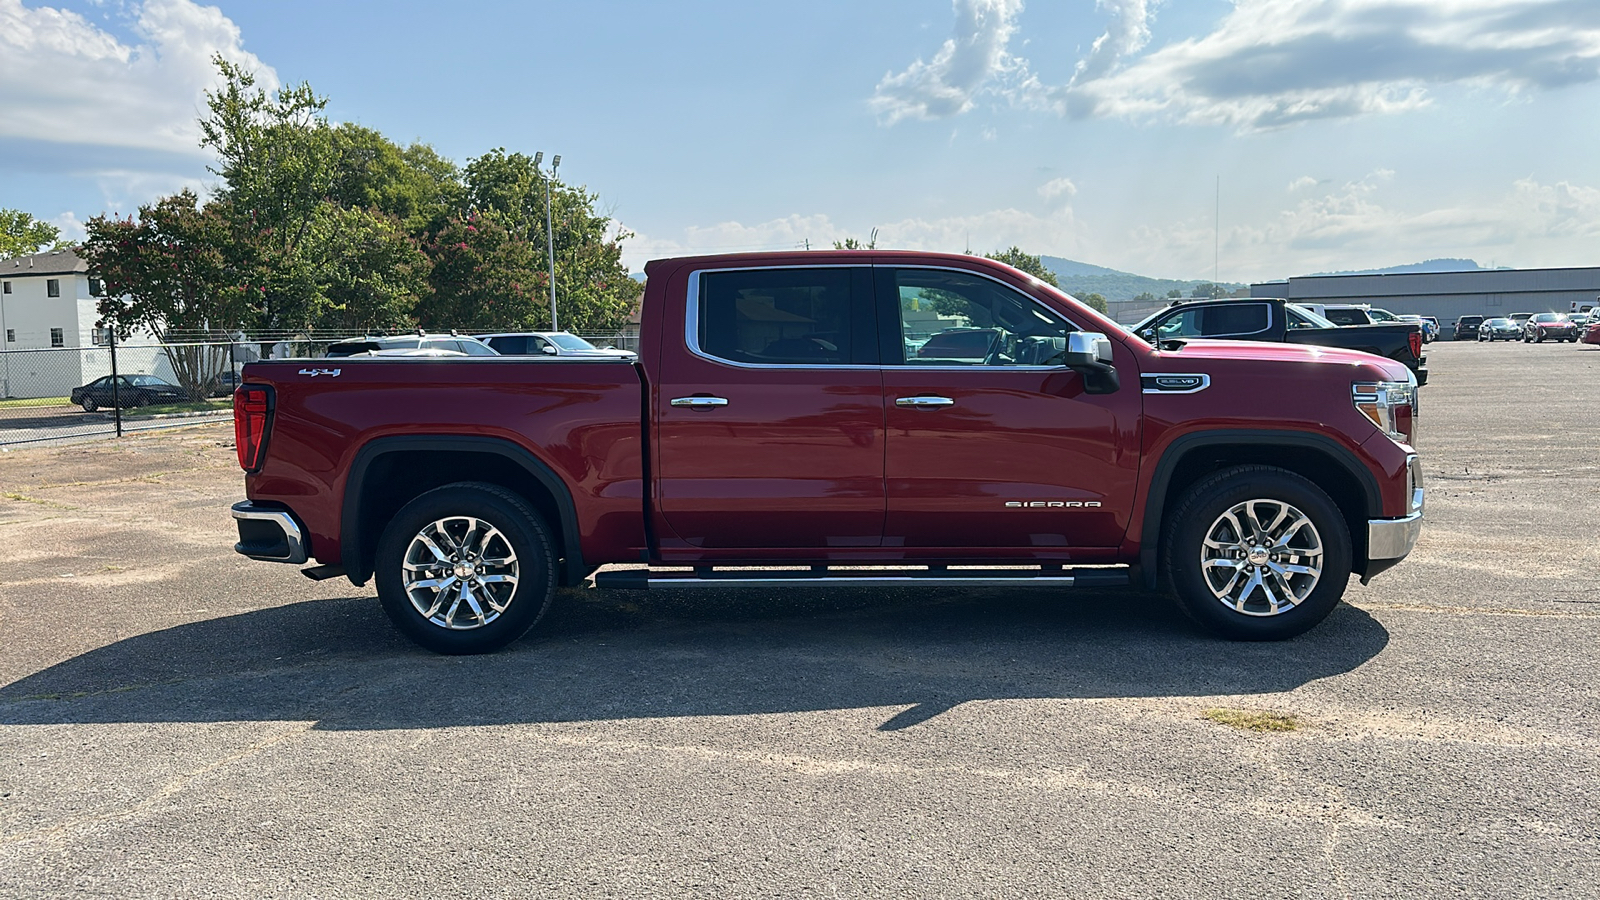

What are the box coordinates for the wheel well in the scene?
[1154,444,1371,578]
[349,448,581,586]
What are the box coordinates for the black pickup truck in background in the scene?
[1130,297,1428,385]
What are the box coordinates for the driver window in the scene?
[888,268,1073,366]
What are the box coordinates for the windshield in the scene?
[548,334,599,351]
[1367,308,1398,322]
[124,375,169,386]
[1486,318,1511,326]
[1533,313,1566,323]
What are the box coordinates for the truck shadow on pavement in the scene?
[0,587,1388,731]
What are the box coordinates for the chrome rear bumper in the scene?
[231,501,308,564]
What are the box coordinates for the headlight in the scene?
[1353,379,1416,442]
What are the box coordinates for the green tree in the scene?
[312,206,429,333]
[80,191,255,398]
[1080,292,1109,314]
[984,246,1059,287]
[328,125,463,235]
[417,212,544,330]
[1132,292,1159,304]
[0,208,61,259]
[1166,289,1183,299]
[1190,282,1227,299]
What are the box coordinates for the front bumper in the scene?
[1362,454,1424,582]
[231,501,308,564]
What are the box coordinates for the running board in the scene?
[593,566,1129,590]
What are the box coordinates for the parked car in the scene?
[1130,298,1428,384]
[1421,317,1441,342]
[1478,318,1522,341]
[1570,312,1592,331]
[1509,312,1535,326]
[1452,315,1484,341]
[233,251,1426,653]
[1299,304,1378,326]
[1396,314,1438,343]
[1522,313,1579,343]
[1583,321,1600,346]
[325,333,499,358]
[208,370,241,397]
[476,332,634,357]
[70,374,187,411]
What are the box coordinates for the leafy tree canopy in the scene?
[0,208,62,259]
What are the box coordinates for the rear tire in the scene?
[80,397,97,412]
[375,482,558,654]
[1162,465,1352,641]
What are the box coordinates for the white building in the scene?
[0,248,171,399]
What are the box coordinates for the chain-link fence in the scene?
[1,329,641,448]
[0,338,244,448]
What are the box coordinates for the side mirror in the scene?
[540,345,558,355]
[1062,332,1119,394]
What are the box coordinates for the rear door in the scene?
[653,265,885,550]
[875,266,1142,550]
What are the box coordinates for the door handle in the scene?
[670,396,729,409]
[895,396,955,408]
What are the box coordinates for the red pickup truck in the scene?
[230,251,1424,653]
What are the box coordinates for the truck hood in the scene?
[1152,338,1412,381]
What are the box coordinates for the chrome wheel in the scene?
[1199,499,1323,617]
[402,516,519,630]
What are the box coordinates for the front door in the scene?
[876,266,1141,551]
[654,265,884,550]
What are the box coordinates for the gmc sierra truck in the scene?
[230,251,1424,653]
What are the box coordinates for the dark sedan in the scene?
[70,374,187,411]
[1453,315,1484,340]
[1478,318,1521,342]
[1523,313,1579,343]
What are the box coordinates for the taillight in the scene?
[1407,328,1422,360]
[234,385,273,472]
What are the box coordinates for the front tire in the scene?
[1162,465,1352,641]
[375,482,558,654]
[80,397,97,412]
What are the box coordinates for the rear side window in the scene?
[486,336,527,354]
[696,268,867,365]
[1150,303,1273,340]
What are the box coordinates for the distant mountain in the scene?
[1038,256,1131,278]
[1038,256,1244,302]
[1305,258,1494,277]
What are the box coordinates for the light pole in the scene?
[535,152,561,332]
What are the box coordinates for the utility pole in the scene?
[535,152,561,332]
[1214,175,1221,285]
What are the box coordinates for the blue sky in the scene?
[3,0,1599,282]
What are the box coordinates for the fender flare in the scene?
[341,435,586,586]
[1137,429,1383,589]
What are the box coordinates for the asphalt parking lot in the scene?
[1,340,1597,898]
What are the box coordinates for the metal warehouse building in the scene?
[1251,266,1600,326]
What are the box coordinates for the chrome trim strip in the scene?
[646,575,1082,589]
[231,501,309,564]
[1367,511,1423,560]
[895,396,955,407]
[1140,373,1212,395]
[670,396,729,408]
[683,263,1088,372]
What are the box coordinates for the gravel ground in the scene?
[1,339,1596,898]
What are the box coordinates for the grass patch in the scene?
[1201,708,1301,732]
[2,492,78,510]
[125,399,232,417]
[0,396,70,409]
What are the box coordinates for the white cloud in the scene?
[0,0,276,154]
[1123,172,1600,281]
[1038,176,1078,200]
[622,206,1085,273]
[1287,176,1319,192]
[870,0,1026,124]
[876,0,1600,129]
[1067,0,1600,129]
